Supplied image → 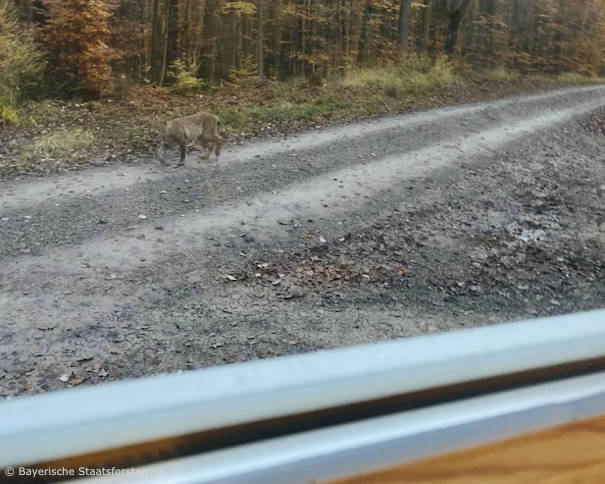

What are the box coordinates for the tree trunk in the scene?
[159,0,172,86]
[357,0,371,65]
[397,0,412,59]
[477,0,497,64]
[258,0,265,81]
[150,0,162,83]
[420,0,432,53]
[445,0,471,55]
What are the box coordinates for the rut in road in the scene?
[2,84,603,213]
[1,85,605,397]
[2,85,604,262]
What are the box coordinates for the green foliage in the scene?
[342,56,457,98]
[399,55,435,74]
[218,108,247,129]
[168,60,204,94]
[0,101,19,125]
[482,66,521,82]
[227,55,258,88]
[219,95,353,130]
[557,72,604,85]
[21,127,94,160]
[222,1,256,16]
[0,0,45,108]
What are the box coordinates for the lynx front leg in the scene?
[199,139,211,161]
[207,135,222,159]
[213,137,222,158]
[178,142,186,167]
[157,143,169,165]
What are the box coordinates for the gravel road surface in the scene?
[1,85,604,397]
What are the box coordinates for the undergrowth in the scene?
[20,128,94,161]
[342,56,458,98]
[3,59,604,176]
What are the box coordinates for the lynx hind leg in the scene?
[206,135,222,158]
[178,142,186,167]
[157,142,169,165]
[199,139,210,161]
[214,137,222,158]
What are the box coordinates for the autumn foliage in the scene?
[41,0,112,98]
[5,0,605,102]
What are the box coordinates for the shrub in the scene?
[483,66,521,82]
[0,101,19,125]
[21,127,94,160]
[557,72,601,85]
[41,0,112,98]
[227,55,258,88]
[0,0,45,109]
[342,56,457,98]
[219,108,248,129]
[168,60,204,94]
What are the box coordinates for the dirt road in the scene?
[1,85,605,397]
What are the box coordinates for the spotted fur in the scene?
[156,112,223,166]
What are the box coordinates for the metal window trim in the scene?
[80,371,605,483]
[1,309,604,468]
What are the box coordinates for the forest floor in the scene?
[1,84,604,397]
[1,67,602,180]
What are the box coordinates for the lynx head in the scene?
[151,117,167,134]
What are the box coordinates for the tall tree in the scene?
[398,0,412,59]
[159,0,176,86]
[150,0,163,83]
[477,0,497,63]
[12,0,605,91]
[445,0,471,55]
[257,0,265,80]
[42,0,112,98]
[420,0,432,53]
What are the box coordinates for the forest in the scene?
[3,0,605,101]
[1,0,605,175]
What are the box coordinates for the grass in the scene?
[0,102,19,125]
[557,72,603,84]
[482,66,521,82]
[251,96,353,122]
[2,60,604,177]
[342,56,458,98]
[218,95,354,131]
[21,127,94,160]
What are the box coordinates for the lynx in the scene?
[155,112,223,166]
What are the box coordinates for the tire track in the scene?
[1,86,604,397]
